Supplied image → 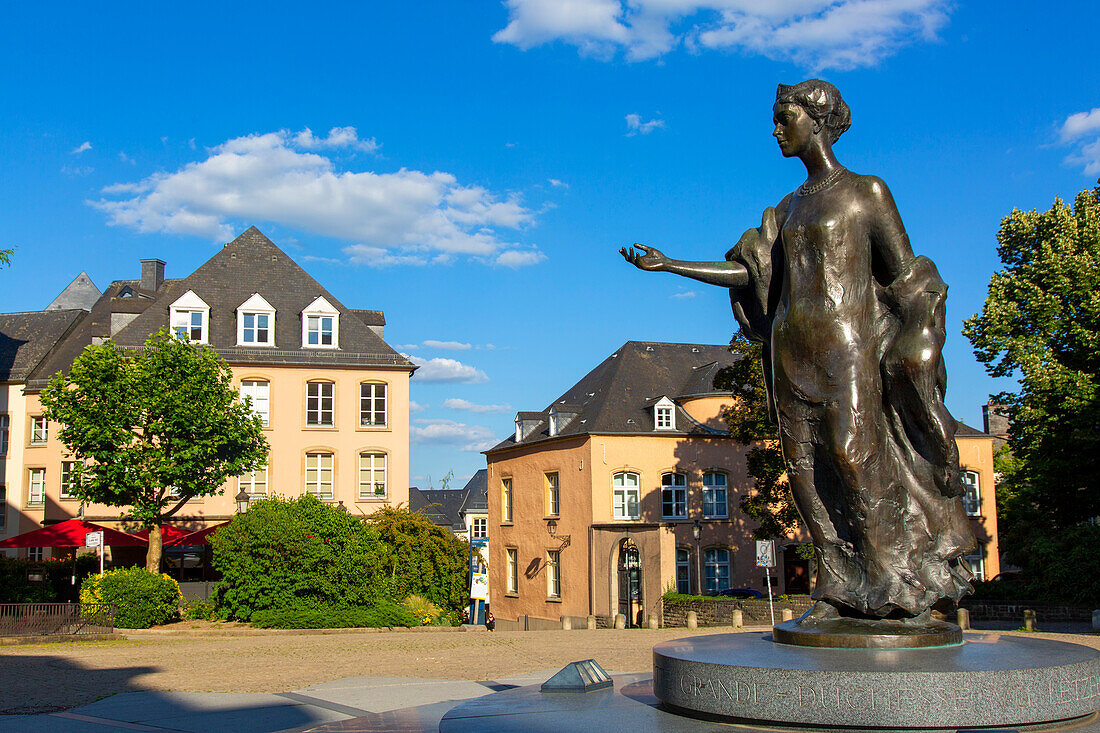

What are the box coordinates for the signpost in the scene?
[86,530,105,575]
[755,539,776,627]
[468,537,488,624]
[470,572,489,601]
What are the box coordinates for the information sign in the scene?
[470,537,488,548]
[470,572,489,601]
[86,531,103,548]
[755,540,775,568]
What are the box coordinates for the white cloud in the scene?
[93,128,543,266]
[409,400,428,413]
[119,151,134,164]
[423,340,472,350]
[495,248,548,267]
[672,290,698,298]
[408,356,488,383]
[72,141,92,154]
[494,0,953,70]
[625,113,665,136]
[293,126,379,153]
[548,178,568,187]
[396,343,420,350]
[443,398,513,414]
[61,165,94,177]
[411,419,498,451]
[1060,108,1100,176]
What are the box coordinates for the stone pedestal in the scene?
[652,632,1100,730]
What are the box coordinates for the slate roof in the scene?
[46,272,101,311]
[409,487,469,531]
[487,341,742,453]
[0,310,87,382]
[459,469,488,515]
[954,421,991,438]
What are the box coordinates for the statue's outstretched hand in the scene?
[620,243,668,272]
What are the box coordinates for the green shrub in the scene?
[80,567,182,628]
[368,506,470,613]
[209,495,385,620]
[402,594,442,625]
[249,602,417,629]
[182,597,220,621]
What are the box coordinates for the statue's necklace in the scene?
[798,166,846,196]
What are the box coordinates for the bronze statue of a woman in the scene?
[622,80,976,636]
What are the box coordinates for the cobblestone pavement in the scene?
[1,625,1096,716]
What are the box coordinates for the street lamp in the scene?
[235,487,251,514]
[692,519,703,595]
[546,518,570,550]
[547,518,557,537]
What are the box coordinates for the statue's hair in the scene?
[776,79,851,145]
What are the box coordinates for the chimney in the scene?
[140,259,165,292]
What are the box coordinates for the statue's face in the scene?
[772,102,816,158]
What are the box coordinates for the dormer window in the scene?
[169,290,210,344]
[302,296,339,349]
[654,396,676,430]
[236,294,276,347]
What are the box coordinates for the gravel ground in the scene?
[1,624,1097,716]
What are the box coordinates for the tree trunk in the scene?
[146,524,162,573]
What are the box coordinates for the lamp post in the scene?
[235,487,251,515]
[547,518,570,550]
[692,519,702,595]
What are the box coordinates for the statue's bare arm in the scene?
[619,244,750,289]
[862,176,915,283]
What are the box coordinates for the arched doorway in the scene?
[616,538,643,627]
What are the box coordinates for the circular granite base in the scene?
[773,615,962,648]
[652,632,1100,730]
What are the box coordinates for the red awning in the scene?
[0,519,147,548]
[133,525,197,545]
[166,522,230,547]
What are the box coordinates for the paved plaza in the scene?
[1,625,1097,732]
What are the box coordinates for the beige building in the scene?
[0,228,415,558]
[485,341,1000,628]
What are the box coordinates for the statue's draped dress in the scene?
[728,196,976,618]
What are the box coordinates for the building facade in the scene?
[0,227,415,556]
[485,341,1000,627]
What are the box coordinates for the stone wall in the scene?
[659,596,813,627]
[960,599,1095,623]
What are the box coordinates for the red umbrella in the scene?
[0,519,147,548]
[166,521,230,547]
[133,525,196,545]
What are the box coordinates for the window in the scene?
[169,290,209,344]
[704,548,730,593]
[676,548,692,594]
[501,478,513,523]
[613,472,640,519]
[654,396,676,430]
[360,383,387,427]
[306,382,334,426]
[472,517,487,539]
[236,294,275,346]
[240,463,268,498]
[545,472,559,517]
[0,485,6,531]
[358,452,386,498]
[241,380,270,427]
[546,550,561,598]
[0,415,8,456]
[28,468,45,506]
[963,548,985,581]
[506,548,518,593]
[703,472,728,518]
[29,547,43,562]
[305,452,334,499]
[962,470,980,516]
[60,462,80,499]
[30,416,48,444]
[661,472,687,518]
[302,296,339,349]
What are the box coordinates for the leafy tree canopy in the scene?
[367,505,471,612]
[40,329,268,570]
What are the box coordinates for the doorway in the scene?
[616,538,643,627]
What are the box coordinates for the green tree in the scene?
[963,181,1100,566]
[40,329,268,571]
[714,334,802,540]
[0,247,13,267]
[367,505,470,612]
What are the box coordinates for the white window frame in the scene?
[963,548,985,581]
[358,452,387,499]
[0,484,6,531]
[962,470,981,517]
[169,290,210,344]
[654,396,676,430]
[30,416,48,444]
[612,471,640,520]
[60,461,80,500]
[240,380,270,427]
[305,452,334,499]
[546,549,561,598]
[661,472,687,518]
[302,296,339,349]
[702,472,729,519]
[29,546,44,562]
[240,463,268,498]
[704,547,730,594]
[306,381,334,427]
[472,517,487,539]
[676,547,692,594]
[545,472,559,517]
[506,548,518,593]
[27,468,45,506]
[359,383,387,427]
[0,414,9,456]
[501,478,513,523]
[236,294,276,347]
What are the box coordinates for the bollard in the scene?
[731,609,743,628]
[647,614,659,630]
[1093,610,1100,632]
[587,614,597,630]
[562,616,572,631]
[1024,609,1037,632]
[780,608,794,622]
[686,610,698,630]
[957,607,970,631]
[614,613,626,629]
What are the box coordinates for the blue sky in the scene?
[2,2,1099,488]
